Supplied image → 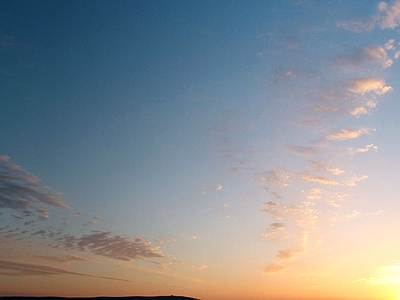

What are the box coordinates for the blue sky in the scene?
[2,1,400,299]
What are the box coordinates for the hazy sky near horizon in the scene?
[1,1,400,299]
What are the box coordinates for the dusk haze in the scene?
[2,1,400,300]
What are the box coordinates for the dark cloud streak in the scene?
[0,259,132,282]
[0,156,69,214]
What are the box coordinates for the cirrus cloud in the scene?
[325,128,371,141]
[0,155,69,214]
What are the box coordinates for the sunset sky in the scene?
[1,1,400,299]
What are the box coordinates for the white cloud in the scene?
[309,161,344,175]
[334,45,393,69]
[215,184,223,191]
[384,39,395,50]
[344,175,368,187]
[305,188,325,200]
[347,78,392,95]
[325,128,371,141]
[355,144,378,153]
[338,0,400,31]
[261,202,319,229]
[348,106,369,117]
[364,45,393,67]
[378,0,400,29]
[297,173,338,185]
[347,210,361,218]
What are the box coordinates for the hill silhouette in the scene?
[0,295,200,300]
[0,296,199,300]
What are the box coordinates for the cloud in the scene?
[262,187,283,199]
[33,254,86,264]
[378,0,400,29]
[263,263,286,273]
[258,168,292,187]
[354,143,378,153]
[338,0,400,31]
[347,105,371,117]
[0,259,131,282]
[56,231,164,261]
[333,45,393,69]
[309,161,344,175]
[83,215,103,227]
[305,188,325,201]
[297,173,338,185]
[347,78,392,95]
[325,128,371,141]
[357,261,400,285]
[261,201,286,220]
[261,202,319,229]
[287,145,317,156]
[385,39,396,50]
[364,45,393,67]
[0,156,69,214]
[197,263,208,270]
[337,19,376,32]
[276,248,304,261]
[346,210,361,219]
[344,174,368,187]
[264,222,287,240]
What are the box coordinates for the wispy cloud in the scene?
[338,0,400,31]
[56,231,164,261]
[287,145,317,156]
[325,128,371,141]
[353,144,378,154]
[0,156,69,214]
[83,215,103,227]
[347,78,392,95]
[0,259,132,282]
[333,45,393,69]
[264,222,287,240]
[0,155,170,273]
[305,188,325,201]
[33,254,86,264]
[263,263,286,273]
[344,174,368,187]
[297,173,338,185]
[377,0,400,29]
[357,261,400,285]
[309,161,344,175]
[256,1,397,276]
[276,248,304,261]
[258,168,292,187]
[196,263,208,270]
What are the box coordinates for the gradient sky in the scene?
[1,1,400,299]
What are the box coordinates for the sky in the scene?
[1,0,400,299]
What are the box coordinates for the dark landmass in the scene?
[0,297,199,300]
